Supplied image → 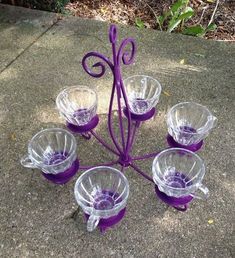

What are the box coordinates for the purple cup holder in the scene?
[166,134,203,152]
[66,115,99,134]
[155,185,193,212]
[84,208,126,233]
[42,159,79,184]
[123,107,156,122]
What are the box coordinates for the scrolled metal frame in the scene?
[80,24,160,183]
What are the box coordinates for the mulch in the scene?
[1,0,234,40]
[65,0,235,41]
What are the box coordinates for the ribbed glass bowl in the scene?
[21,128,77,174]
[167,102,217,145]
[152,148,208,198]
[123,75,161,114]
[74,166,129,218]
[56,86,97,126]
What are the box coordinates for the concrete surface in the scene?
[0,4,58,73]
[0,4,235,258]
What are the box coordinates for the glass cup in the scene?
[123,75,162,115]
[74,166,129,232]
[152,148,209,199]
[167,102,217,146]
[56,86,98,126]
[21,128,78,176]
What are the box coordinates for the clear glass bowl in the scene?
[152,148,209,199]
[167,102,217,146]
[56,86,97,126]
[123,75,162,115]
[74,166,129,232]
[21,128,77,174]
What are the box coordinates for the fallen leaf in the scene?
[194,53,206,58]
[208,219,214,224]
[207,0,214,3]
[100,7,108,14]
[179,59,185,64]
[10,132,16,141]
[163,91,171,97]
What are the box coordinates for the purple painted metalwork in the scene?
[42,159,79,184]
[85,208,126,233]
[78,24,196,214]
[123,107,156,122]
[81,24,154,169]
[155,185,193,211]
[167,134,203,152]
[79,160,119,170]
[66,115,99,134]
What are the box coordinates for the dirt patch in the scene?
[65,0,235,40]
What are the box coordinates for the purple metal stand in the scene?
[80,25,157,170]
[67,115,99,134]
[42,159,79,184]
[155,185,193,211]
[84,208,126,233]
[74,24,193,216]
[166,134,203,152]
[123,107,156,122]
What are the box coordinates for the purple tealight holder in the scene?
[166,102,217,151]
[84,207,126,233]
[123,107,156,122]
[155,185,193,211]
[152,148,209,211]
[42,158,79,184]
[21,128,79,184]
[66,115,99,134]
[167,133,203,152]
[74,167,129,232]
[21,25,215,231]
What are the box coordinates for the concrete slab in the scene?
[0,6,234,258]
[0,4,58,73]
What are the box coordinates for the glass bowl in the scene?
[74,166,129,232]
[167,102,217,146]
[123,75,161,115]
[56,86,97,126]
[21,128,77,175]
[152,148,209,199]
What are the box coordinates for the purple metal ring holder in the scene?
[21,25,217,232]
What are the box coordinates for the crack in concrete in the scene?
[64,31,110,53]
[68,208,80,221]
[0,17,60,75]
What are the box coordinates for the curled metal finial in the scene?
[82,52,113,78]
[109,24,117,44]
[117,38,136,66]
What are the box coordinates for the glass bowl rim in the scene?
[56,85,98,116]
[123,75,162,102]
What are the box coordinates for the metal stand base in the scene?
[42,159,79,184]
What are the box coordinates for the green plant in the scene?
[183,23,217,37]
[135,17,145,29]
[157,0,194,32]
[156,0,217,37]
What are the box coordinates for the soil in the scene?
[1,0,234,40]
[65,0,235,41]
